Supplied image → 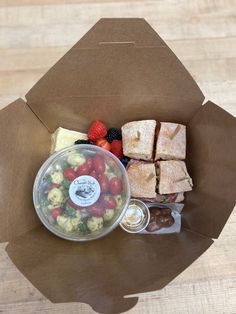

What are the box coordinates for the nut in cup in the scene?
[120,199,150,233]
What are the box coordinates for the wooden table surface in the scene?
[0,1,235,313]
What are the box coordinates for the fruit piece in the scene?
[93,156,105,174]
[51,207,63,219]
[109,177,122,195]
[76,163,90,176]
[96,138,111,151]
[99,195,117,209]
[106,128,122,143]
[98,174,109,193]
[67,198,82,210]
[89,170,97,179]
[88,120,107,141]
[111,140,123,159]
[74,139,94,145]
[88,203,105,217]
[120,156,131,168]
[63,167,77,181]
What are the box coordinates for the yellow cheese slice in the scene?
[51,127,87,153]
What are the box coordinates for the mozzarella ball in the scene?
[67,154,86,167]
[87,217,103,232]
[114,195,123,209]
[57,216,73,232]
[47,187,64,206]
[50,171,64,184]
[71,211,82,227]
[103,209,114,222]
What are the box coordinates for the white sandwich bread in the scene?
[158,160,193,194]
[155,122,186,160]
[122,120,156,160]
[127,161,157,198]
[51,127,87,153]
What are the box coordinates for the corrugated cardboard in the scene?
[0,18,235,313]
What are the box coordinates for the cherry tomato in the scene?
[98,174,109,193]
[93,156,105,174]
[99,195,116,209]
[51,207,63,219]
[85,157,94,172]
[88,203,105,217]
[109,177,122,195]
[76,163,90,176]
[63,167,77,181]
[96,138,111,151]
[67,198,82,210]
[89,170,97,179]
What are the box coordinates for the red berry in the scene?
[88,203,105,217]
[98,174,109,193]
[109,177,122,195]
[63,167,77,181]
[88,120,107,141]
[89,170,97,179]
[93,156,105,174]
[67,198,82,210]
[51,207,63,219]
[111,140,123,159]
[76,163,90,176]
[99,195,117,209]
[96,138,111,151]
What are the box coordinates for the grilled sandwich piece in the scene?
[155,122,186,160]
[122,120,156,161]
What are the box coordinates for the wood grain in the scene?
[0,0,236,313]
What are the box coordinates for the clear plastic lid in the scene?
[33,144,130,241]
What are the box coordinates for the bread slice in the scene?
[127,161,157,198]
[155,122,186,160]
[158,160,193,194]
[51,127,87,153]
[122,120,156,160]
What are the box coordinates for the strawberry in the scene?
[96,138,111,151]
[111,140,123,159]
[88,120,107,141]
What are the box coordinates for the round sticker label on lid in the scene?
[69,175,101,207]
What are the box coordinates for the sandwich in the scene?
[51,127,87,153]
[127,160,156,198]
[122,120,156,160]
[155,122,186,160]
[158,160,193,194]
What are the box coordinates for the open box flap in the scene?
[184,101,236,239]
[73,18,166,48]
[6,226,212,313]
[0,99,51,242]
[25,18,204,132]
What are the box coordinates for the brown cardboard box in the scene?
[0,18,235,313]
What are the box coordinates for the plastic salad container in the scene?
[33,144,131,241]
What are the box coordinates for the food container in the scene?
[33,144,130,241]
[120,199,150,233]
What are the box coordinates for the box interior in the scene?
[0,18,235,313]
